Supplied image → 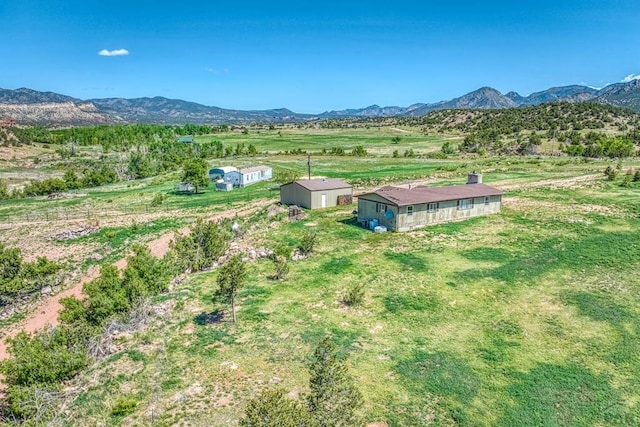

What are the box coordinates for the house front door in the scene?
[321,194,327,208]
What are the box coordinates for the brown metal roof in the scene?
[283,178,352,191]
[359,183,503,206]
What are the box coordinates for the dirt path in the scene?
[0,199,272,362]
[390,127,411,134]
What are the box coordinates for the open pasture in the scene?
[1,126,640,425]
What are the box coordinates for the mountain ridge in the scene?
[1,79,639,126]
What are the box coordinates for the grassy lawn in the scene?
[61,169,640,426]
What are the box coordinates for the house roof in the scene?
[359,183,503,207]
[239,165,272,174]
[283,178,352,191]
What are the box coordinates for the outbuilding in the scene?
[209,166,238,182]
[357,173,502,232]
[280,178,353,210]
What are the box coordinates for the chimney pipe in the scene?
[467,171,483,184]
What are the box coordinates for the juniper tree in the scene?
[214,255,246,323]
[240,389,313,427]
[307,336,363,427]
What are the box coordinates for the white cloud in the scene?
[207,67,229,74]
[98,49,129,57]
[621,73,640,83]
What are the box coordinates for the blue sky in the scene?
[1,0,639,113]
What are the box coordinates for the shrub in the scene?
[0,178,9,200]
[604,166,617,181]
[620,169,633,187]
[351,145,367,157]
[0,245,62,306]
[5,384,61,421]
[150,193,167,207]
[168,218,232,272]
[298,230,317,255]
[240,389,312,427]
[441,141,457,155]
[272,255,289,281]
[111,396,138,417]
[342,283,365,307]
[0,328,89,387]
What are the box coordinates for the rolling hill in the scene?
[1,79,640,126]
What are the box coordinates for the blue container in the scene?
[369,218,379,230]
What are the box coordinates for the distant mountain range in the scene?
[1,79,639,126]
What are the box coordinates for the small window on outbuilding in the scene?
[376,203,387,213]
[407,205,413,216]
[427,202,438,213]
[484,196,490,205]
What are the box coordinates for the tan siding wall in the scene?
[309,188,353,209]
[280,183,311,208]
[281,184,352,209]
[358,194,502,232]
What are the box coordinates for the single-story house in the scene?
[178,136,194,143]
[209,166,238,182]
[280,178,353,210]
[227,166,273,188]
[357,173,502,232]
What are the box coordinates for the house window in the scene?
[484,196,490,205]
[376,203,387,213]
[427,202,438,213]
[457,199,473,210]
[407,206,413,216]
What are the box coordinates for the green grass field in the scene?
[2,127,640,426]
[63,173,640,425]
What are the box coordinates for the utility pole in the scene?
[307,154,311,180]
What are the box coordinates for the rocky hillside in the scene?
[507,85,599,106]
[595,79,640,110]
[0,101,119,126]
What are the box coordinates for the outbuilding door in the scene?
[321,194,327,208]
